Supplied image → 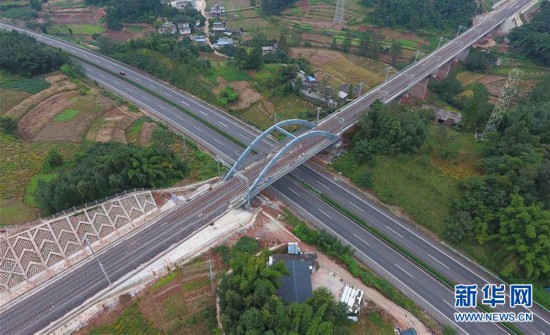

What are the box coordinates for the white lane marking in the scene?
[385,225,404,238]
[175,114,183,120]
[98,73,106,78]
[192,125,203,133]
[316,180,331,190]
[274,186,469,335]
[348,201,365,213]
[198,110,207,116]
[180,100,189,106]
[287,187,300,197]
[127,88,134,93]
[219,121,229,128]
[157,104,166,111]
[213,138,222,145]
[395,264,414,278]
[143,96,150,101]
[353,233,370,246]
[135,77,142,82]
[317,208,332,219]
[429,254,450,270]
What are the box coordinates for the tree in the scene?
[29,0,42,11]
[0,117,18,135]
[44,148,63,169]
[461,83,492,132]
[278,33,289,54]
[464,49,497,72]
[36,142,187,213]
[491,195,550,280]
[389,42,402,65]
[509,2,550,66]
[0,31,67,77]
[368,0,477,33]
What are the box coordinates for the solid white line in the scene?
[316,180,330,190]
[317,208,332,219]
[273,185,469,334]
[287,187,300,197]
[429,254,450,270]
[348,201,365,213]
[353,233,370,246]
[395,264,414,278]
[219,121,229,128]
[385,225,404,238]
[180,100,189,106]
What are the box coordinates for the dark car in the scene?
[119,71,126,76]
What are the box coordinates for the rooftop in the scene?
[277,260,313,303]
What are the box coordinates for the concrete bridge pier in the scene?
[433,61,453,81]
[408,77,430,100]
[455,48,470,62]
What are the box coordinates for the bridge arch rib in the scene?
[224,119,317,181]
[248,130,339,195]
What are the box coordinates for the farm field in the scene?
[0,73,218,226]
[80,257,219,335]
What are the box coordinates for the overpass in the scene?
[1,0,549,333]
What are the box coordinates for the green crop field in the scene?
[0,78,51,94]
[53,109,80,122]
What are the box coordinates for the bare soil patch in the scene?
[86,106,139,143]
[17,91,78,141]
[230,80,262,110]
[140,122,157,146]
[34,110,97,142]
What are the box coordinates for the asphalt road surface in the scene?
[1,1,549,332]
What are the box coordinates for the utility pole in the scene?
[207,259,215,296]
[84,236,111,286]
[437,36,446,49]
[358,82,365,97]
[316,106,322,124]
[215,155,221,177]
[456,24,467,38]
[385,66,392,81]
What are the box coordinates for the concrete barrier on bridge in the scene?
[455,48,470,62]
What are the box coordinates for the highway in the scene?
[2,0,549,332]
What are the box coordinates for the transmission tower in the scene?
[477,68,524,140]
[333,0,345,26]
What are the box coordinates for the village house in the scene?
[178,22,191,35]
[210,4,225,17]
[159,22,177,34]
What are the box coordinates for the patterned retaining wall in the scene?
[0,191,157,297]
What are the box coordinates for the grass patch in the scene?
[0,198,37,226]
[355,309,395,335]
[0,89,32,114]
[0,78,51,94]
[125,117,147,145]
[332,126,481,235]
[24,173,57,207]
[206,63,250,84]
[333,152,458,235]
[49,24,106,36]
[89,303,162,335]
[127,25,144,33]
[52,109,80,122]
[150,271,179,290]
[183,279,211,291]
